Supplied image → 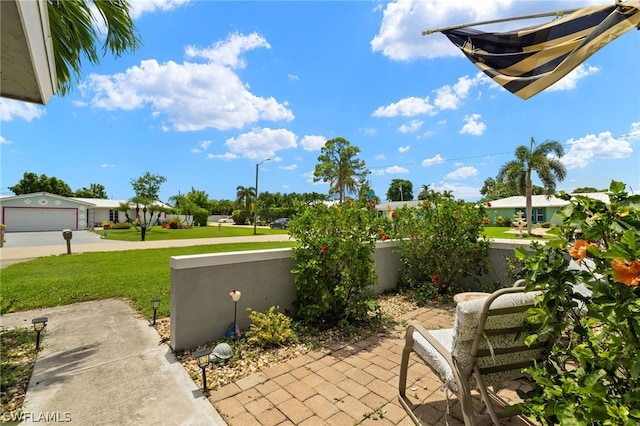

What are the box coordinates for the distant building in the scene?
[0,192,170,232]
[484,193,610,225]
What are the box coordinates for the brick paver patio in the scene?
[209,305,537,425]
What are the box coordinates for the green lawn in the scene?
[1,241,297,317]
[96,224,288,241]
[482,226,553,240]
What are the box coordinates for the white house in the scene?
[0,192,171,232]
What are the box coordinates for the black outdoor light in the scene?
[150,298,161,325]
[32,317,48,351]
[193,348,212,393]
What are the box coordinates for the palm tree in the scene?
[497,137,566,235]
[47,0,141,95]
[236,186,256,211]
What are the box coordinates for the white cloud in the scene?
[434,76,475,110]
[224,127,297,160]
[629,122,640,139]
[279,164,298,170]
[0,99,46,122]
[300,135,326,151]
[128,0,190,19]
[100,163,116,168]
[386,166,409,174]
[361,127,377,136]
[398,145,411,153]
[207,152,238,160]
[460,113,486,136]
[375,154,387,160]
[373,74,486,119]
[372,96,434,118]
[288,74,300,81]
[192,140,212,152]
[422,154,445,167]
[0,136,11,144]
[83,33,294,131]
[545,64,599,92]
[445,166,478,180]
[398,120,423,133]
[432,183,481,200]
[562,131,633,169]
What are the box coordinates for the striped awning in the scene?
[442,1,640,100]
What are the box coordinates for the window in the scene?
[109,210,118,222]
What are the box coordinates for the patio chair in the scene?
[398,286,550,425]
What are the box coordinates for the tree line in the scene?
[9,136,573,236]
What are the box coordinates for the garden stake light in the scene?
[193,348,211,393]
[32,317,48,351]
[229,290,241,337]
[150,298,161,325]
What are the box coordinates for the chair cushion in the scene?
[453,290,542,388]
[412,328,458,391]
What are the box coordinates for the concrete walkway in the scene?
[0,299,225,425]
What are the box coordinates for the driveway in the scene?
[1,230,119,248]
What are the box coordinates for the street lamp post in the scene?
[253,158,271,235]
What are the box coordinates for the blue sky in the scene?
[1,0,639,203]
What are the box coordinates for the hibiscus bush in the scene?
[516,181,640,424]
[388,191,491,298]
[288,202,383,327]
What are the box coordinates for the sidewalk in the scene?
[0,299,225,425]
[0,233,293,267]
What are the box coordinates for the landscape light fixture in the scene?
[253,158,271,235]
[32,317,48,351]
[150,298,161,325]
[193,348,212,393]
[229,290,241,337]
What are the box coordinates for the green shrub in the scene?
[232,210,248,225]
[388,192,491,297]
[288,202,382,326]
[517,181,640,425]
[110,222,132,229]
[246,306,297,348]
[540,221,551,228]
[495,215,512,227]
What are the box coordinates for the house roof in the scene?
[0,192,94,206]
[1,193,171,209]
[488,192,611,208]
[1,0,57,104]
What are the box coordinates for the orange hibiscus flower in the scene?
[611,259,640,286]
[569,240,598,264]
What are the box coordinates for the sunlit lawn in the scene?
[1,241,297,317]
[482,226,553,240]
[95,224,288,241]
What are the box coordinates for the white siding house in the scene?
[0,192,170,232]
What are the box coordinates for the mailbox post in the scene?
[62,229,73,254]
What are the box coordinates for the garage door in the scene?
[3,207,77,232]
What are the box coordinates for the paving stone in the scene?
[233,387,261,405]
[226,411,261,426]
[214,397,247,418]
[283,379,316,402]
[336,377,370,399]
[303,394,339,420]
[265,388,292,406]
[251,406,287,426]
[236,372,267,391]
[344,365,376,386]
[209,382,242,402]
[277,397,314,424]
[273,372,297,387]
[312,381,348,402]
[263,362,293,379]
